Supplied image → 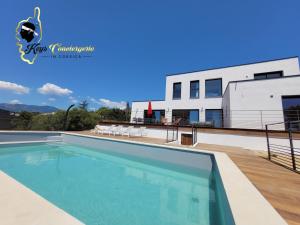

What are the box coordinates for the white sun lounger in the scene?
[91,125,102,134]
[138,127,147,136]
[99,125,115,135]
[93,125,107,135]
[111,125,123,136]
[121,126,134,137]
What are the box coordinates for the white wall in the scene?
[226,76,300,129]
[131,57,300,124]
[0,131,61,142]
[90,126,300,151]
[222,84,231,128]
[165,57,299,123]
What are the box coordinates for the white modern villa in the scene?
[131,56,300,130]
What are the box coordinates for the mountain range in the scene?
[0,103,59,113]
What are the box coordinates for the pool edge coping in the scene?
[0,140,61,145]
[0,171,84,225]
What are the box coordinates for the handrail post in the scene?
[172,125,175,141]
[192,125,194,145]
[288,125,296,171]
[166,125,169,142]
[192,125,193,144]
[265,125,271,160]
[260,110,263,129]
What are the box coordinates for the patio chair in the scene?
[102,125,116,135]
[112,125,123,136]
[91,125,105,134]
[121,126,134,137]
[94,125,105,134]
[161,118,170,125]
[139,127,147,136]
[90,125,98,133]
[172,118,182,126]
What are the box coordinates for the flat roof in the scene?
[229,73,300,85]
[132,56,299,103]
[132,99,165,103]
[166,56,299,77]
[222,74,300,96]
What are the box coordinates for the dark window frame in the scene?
[205,78,222,98]
[254,71,283,80]
[143,109,166,124]
[205,109,223,128]
[172,82,182,100]
[190,80,200,99]
[172,109,199,125]
[281,95,300,131]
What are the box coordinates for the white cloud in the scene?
[89,97,98,103]
[69,96,78,103]
[98,98,127,109]
[10,99,22,104]
[88,97,126,109]
[38,83,73,96]
[48,97,56,102]
[0,81,29,94]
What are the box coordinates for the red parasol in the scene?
[147,101,152,116]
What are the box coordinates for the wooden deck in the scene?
[73,131,300,225]
[195,143,300,225]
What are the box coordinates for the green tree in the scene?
[10,109,99,131]
[125,102,131,121]
[96,107,128,121]
[11,111,34,130]
[67,108,98,131]
[30,114,52,130]
[96,107,112,120]
[31,111,65,131]
[79,100,89,111]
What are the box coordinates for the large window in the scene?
[172,109,199,125]
[190,80,199,99]
[282,96,300,130]
[254,71,283,80]
[206,109,223,128]
[144,110,165,124]
[205,78,222,97]
[173,82,181,99]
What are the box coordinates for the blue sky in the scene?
[1,0,300,110]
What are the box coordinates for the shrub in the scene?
[11,111,35,130]
[67,109,98,131]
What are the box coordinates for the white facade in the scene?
[131,57,300,129]
[223,76,300,129]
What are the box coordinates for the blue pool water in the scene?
[0,140,234,225]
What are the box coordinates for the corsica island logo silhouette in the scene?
[16,7,45,64]
[16,7,95,64]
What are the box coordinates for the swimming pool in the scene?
[0,134,234,225]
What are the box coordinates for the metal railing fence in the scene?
[132,109,300,130]
[265,120,300,173]
[227,109,300,130]
[166,125,178,143]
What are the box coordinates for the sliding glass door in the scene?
[172,109,199,125]
[206,109,223,128]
